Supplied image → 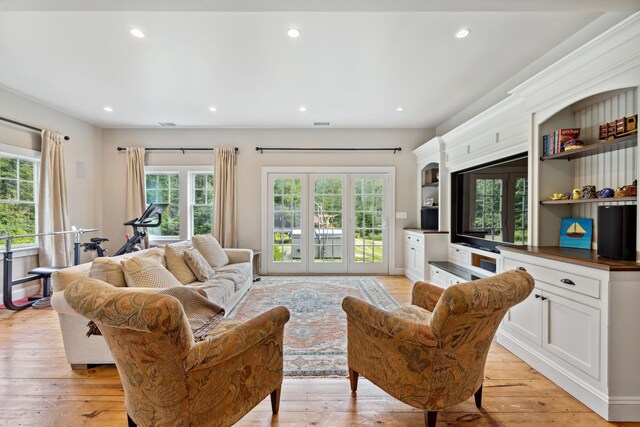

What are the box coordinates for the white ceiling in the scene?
[0,2,638,128]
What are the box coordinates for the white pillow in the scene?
[165,241,198,285]
[121,257,182,289]
[192,234,229,269]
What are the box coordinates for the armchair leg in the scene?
[474,385,483,408]
[424,410,437,427]
[348,368,359,395]
[270,386,281,415]
[127,414,137,427]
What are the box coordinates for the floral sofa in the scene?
[51,238,253,368]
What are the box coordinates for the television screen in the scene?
[452,154,528,249]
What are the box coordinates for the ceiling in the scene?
[0,2,638,129]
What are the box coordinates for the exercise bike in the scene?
[82,203,168,257]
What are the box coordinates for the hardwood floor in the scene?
[0,275,638,426]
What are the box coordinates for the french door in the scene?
[265,169,390,274]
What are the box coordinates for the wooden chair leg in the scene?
[348,368,359,395]
[474,385,483,408]
[270,386,281,415]
[127,414,137,427]
[424,410,438,427]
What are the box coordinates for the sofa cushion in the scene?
[188,277,235,307]
[184,247,216,282]
[214,262,251,292]
[192,234,229,269]
[88,247,165,287]
[121,257,183,289]
[165,241,198,285]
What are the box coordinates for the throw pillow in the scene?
[121,257,182,289]
[192,234,229,269]
[184,247,216,282]
[165,241,198,284]
[89,258,126,287]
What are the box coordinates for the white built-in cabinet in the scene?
[402,230,448,282]
[499,247,640,421]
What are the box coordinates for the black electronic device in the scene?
[597,205,636,261]
[421,207,438,230]
[450,153,528,251]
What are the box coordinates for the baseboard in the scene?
[497,330,640,422]
[389,267,404,276]
[0,283,40,303]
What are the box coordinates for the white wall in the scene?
[0,86,103,300]
[100,127,434,272]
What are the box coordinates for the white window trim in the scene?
[0,142,40,252]
[145,165,214,244]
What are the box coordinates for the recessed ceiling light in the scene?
[299,106,307,112]
[456,28,470,39]
[209,106,217,112]
[104,106,113,112]
[130,28,145,38]
[396,106,404,112]
[287,28,301,38]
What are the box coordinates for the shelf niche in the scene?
[536,87,638,248]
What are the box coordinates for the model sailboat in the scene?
[566,221,586,238]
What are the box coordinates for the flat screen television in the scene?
[451,153,528,252]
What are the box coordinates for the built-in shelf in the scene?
[422,182,439,188]
[540,133,637,161]
[540,196,637,205]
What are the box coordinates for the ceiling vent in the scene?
[158,122,177,127]
[313,122,331,127]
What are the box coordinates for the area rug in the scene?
[229,276,399,377]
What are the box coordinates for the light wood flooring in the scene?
[1,275,638,426]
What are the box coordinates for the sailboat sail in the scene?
[566,221,586,238]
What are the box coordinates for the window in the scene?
[473,178,504,241]
[191,173,214,235]
[144,167,214,241]
[0,154,38,245]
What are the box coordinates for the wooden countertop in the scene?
[497,245,640,272]
[403,228,449,234]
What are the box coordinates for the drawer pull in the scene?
[540,296,547,301]
[560,278,575,286]
[534,294,541,299]
[516,266,526,271]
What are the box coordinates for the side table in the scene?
[251,250,262,282]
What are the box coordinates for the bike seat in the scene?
[90,237,109,243]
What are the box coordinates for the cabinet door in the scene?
[404,242,416,280]
[503,289,542,346]
[542,291,600,380]
[414,246,425,280]
[447,276,465,287]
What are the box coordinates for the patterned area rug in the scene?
[229,276,399,377]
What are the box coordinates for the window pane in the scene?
[0,158,17,179]
[146,173,180,237]
[193,206,212,235]
[19,182,34,202]
[0,179,17,200]
[191,173,214,238]
[19,160,34,181]
[0,203,36,244]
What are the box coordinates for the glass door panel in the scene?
[350,174,388,274]
[309,174,347,273]
[268,174,307,273]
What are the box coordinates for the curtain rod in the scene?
[0,116,70,141]
[117,147,239,154]
[255,147,402,154]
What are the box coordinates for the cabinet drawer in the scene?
[449,247,469,265]
[430,267,447,288]
[406,233,423,246]
[503,258,600,299]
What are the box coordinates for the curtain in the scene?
[38,130,71,266]
[125,147,147,248]
[213,147,237,248]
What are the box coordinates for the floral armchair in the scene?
[342,270,534,427]
[64,278,290,427]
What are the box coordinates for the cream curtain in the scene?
[125,147,147,248]
[213,147,237,248]
[38,130,71,266]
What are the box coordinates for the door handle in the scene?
[534,294,541,299]
[516,266,526,271]
[540,296,547,301]
[560,278,575,286]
